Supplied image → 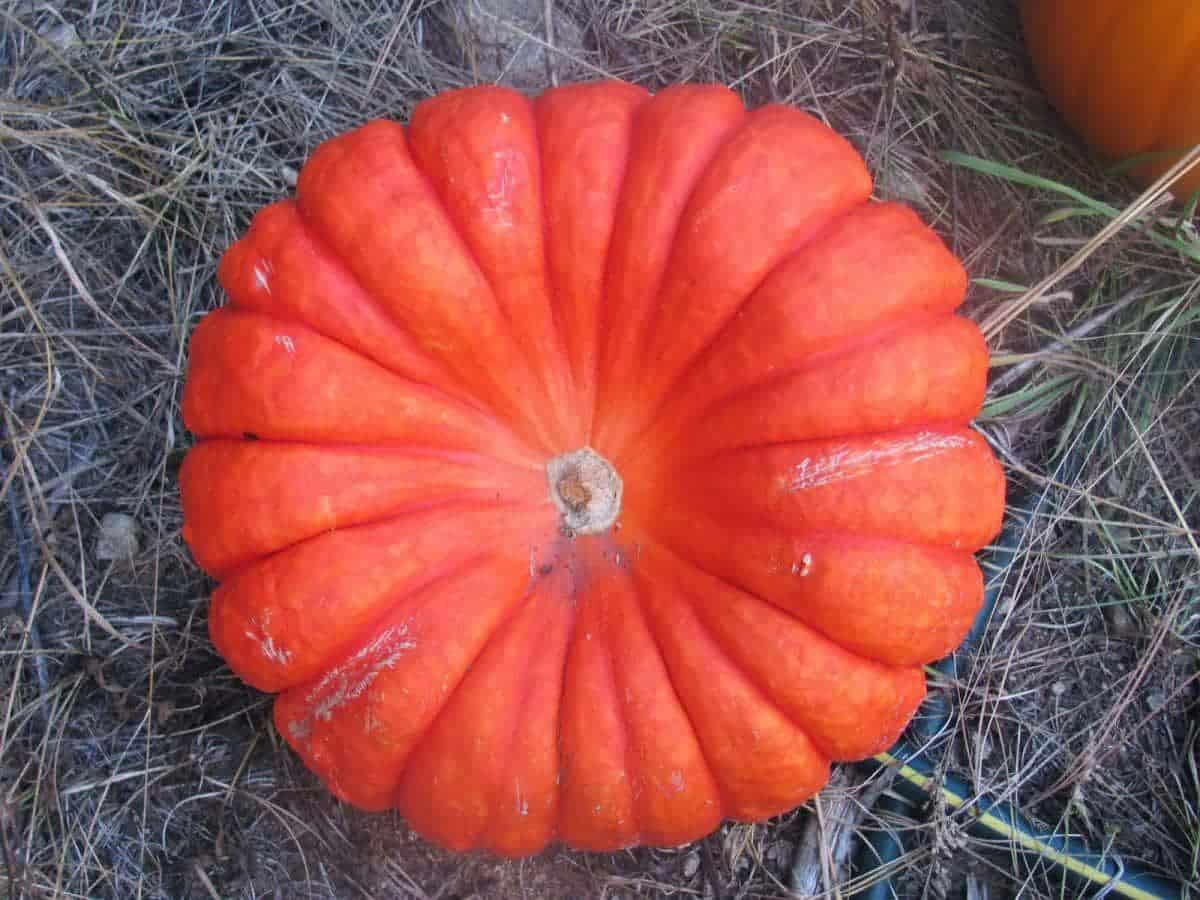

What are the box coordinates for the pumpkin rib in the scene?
[686,311,965,421]
[617,572,733,828]
[479,599,571,854]
[218,547,490,695]
[554,571,642,850]
[615,571,730,844]
[180,439,545,576]
[600,584,648,848]
[210,494,550,588]
[674,427,1005,554]
[644,516,984,667]
[193,484,546,582]
[182,307,538,466]
[533,81,651,443]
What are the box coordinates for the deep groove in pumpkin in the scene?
[203,496,548,587]
[530,97,582,446]
[630,311,976,462]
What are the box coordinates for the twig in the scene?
[543,0,558,86]
[789,767,889,897]
[988,283,1153,395]
[2,402,48,699]
[981,144,1200,340]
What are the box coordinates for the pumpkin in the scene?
[1020,0,1200,198]
[180,81,1005,856]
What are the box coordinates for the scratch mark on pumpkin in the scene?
[244,608,293,666]
[789,431,969,492]
[485,149,519,227]
[790,552,814,577]
[286,622,416,743]
[274,334,295,354]
[253,259,273,294]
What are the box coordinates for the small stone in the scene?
[682,850,700,879]
[1051,681,1067,697]
[1104,602,1137,637]
[96,513,139,561]
[39,20,79,51]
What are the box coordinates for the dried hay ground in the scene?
[1,1,1197,898]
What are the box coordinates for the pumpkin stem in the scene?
[546,447,622,536]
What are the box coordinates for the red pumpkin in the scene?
[180,81,1005,856]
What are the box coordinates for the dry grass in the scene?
[1,1,1197,898]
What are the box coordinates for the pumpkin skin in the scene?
[180,81,1005,857]
[1020,0,1200,197]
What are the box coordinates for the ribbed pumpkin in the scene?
[180,81,1005,856]
[1020,0,1200,197]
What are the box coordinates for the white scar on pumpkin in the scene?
[789,431,970,492]
[244,609,293,666]
[286,623,416,742]
[485,149,519,228]
[252,258,273,294]
[515,778,529,817]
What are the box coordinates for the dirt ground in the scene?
[1,1,1197,898]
